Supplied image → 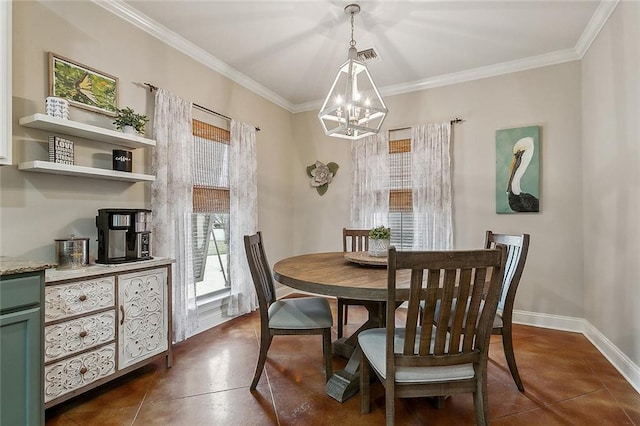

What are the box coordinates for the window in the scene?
[191,119,231,301]
[388,131,413,250]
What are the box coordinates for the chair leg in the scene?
[385,376,395,426]
[502,325,525,391]
[473,371,489,426]
[434,396,446,409]
[250,333,273,390]
[344,305,349,325]
[337,298,344,338]
[360,353,371,414]
[322,328,334,381]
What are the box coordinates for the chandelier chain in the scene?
[350,12,356,47]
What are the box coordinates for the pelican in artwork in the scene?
[507,136,539,212]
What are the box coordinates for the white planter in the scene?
[122,125,137,135]
[369,238,389,257]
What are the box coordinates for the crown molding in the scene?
[575,0,620,58]
[94,0,617,115]
[294,48,581,113]
[91,0,296,113]
[384,49,581,98]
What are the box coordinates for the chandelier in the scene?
[318,3,388,140]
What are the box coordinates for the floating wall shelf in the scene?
[19,114,155,149]
[18,161,155,183]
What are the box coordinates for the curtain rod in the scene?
[389,118,464,132]
[143,83,261,132]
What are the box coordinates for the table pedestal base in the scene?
[327,301,386,402]
[326,370,360,402]
[326,346,362,402]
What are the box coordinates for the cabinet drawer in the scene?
[44,310,115,363]
[0,273,42,312]
[44,343,116,403]
[45,276,115,322]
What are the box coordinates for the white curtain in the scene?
[151,89,198,342]
[411,121,453,250]
[226,120,258,316]
[350,133,390,229]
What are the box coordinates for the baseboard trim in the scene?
[582,321,640,394]
[512,309,586,333]
[514,309,640,394]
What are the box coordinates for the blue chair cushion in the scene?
[358,327,475,383]
[268,297,333,329]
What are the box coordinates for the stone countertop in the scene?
[0,256,56,276]
[45,257,174,283]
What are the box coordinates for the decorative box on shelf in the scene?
[48,136,74,165]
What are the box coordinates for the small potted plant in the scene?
[368,225,391,257]
[113,107,149,135]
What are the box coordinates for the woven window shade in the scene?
[389,189,412,213]
[193,187,229,213]
[192,119,230,213]
[389,138,411,154]
[389,138,412,212]
[193,119,230,144]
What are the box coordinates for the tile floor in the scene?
[46,299,640,425]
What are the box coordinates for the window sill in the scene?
[190,288,232,337]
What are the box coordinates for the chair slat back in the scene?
[484,231,530,312]
[244,232,276,310]
[387,246,506,370]
[343,228,370,252]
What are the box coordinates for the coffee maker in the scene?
[96,209,152,264]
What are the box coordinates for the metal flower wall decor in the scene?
[306,161,339,196]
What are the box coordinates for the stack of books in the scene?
[48,136,74,165]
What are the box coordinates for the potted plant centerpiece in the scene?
[368,225,391,257]
[113,107,149,135]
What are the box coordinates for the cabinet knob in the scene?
[79,330,88,338]
[79,294,87,302]
[80,367,87,374]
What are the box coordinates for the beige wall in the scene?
[1,1,294,264]
[582,1,640,364]
[292,61,585,318]
[5,0,638,369]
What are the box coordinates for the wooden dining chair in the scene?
[337,228,370,338]
[244,232,334,390]
[484,231,530,392]
[419,231,531,392]
[359,246,507,426]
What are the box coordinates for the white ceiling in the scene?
[99,0,617,112]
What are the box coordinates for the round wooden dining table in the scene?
[273,251,393,300]
[273,251,407,402]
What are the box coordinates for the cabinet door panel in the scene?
[118,268,168,369]
[0,307,42,426]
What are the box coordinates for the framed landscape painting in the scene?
[496,125,540,213]
[49,52,119,116]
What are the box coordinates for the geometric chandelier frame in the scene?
[318,3,388,140]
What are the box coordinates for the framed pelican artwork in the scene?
[496,125,540,213]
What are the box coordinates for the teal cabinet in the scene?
[0,271,44,426]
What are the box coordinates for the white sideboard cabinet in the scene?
[43,259,173,408]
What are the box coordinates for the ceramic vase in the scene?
[369,238,389,257]
[122,125,137,135]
